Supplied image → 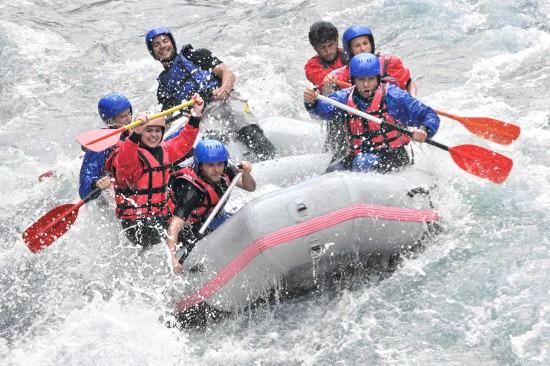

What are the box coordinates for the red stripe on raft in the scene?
[175,204,438,311]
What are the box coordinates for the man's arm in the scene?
[211,63,235,100]
[166,182,202,274]
[167,216,185,274]
[234,161,256,192]
[184,46,234,100]
[386,85,440,139]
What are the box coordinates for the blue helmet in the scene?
[98,93,132,125]
[194,139,229,172]
[342,25,375,59]
[145,26,176,58]
[349,53,380,78]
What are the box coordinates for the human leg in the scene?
[121,217,168,248]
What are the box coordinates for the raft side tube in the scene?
[177,169,438,312]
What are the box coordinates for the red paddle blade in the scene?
[435,110,520,146]
[459,117,520,145]
[75,129,122,152]
[448,144,513,184]
[23,203,81,253]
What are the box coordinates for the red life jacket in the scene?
[106,147,172,220]
[170,167,232,226]
[344,83,410,155]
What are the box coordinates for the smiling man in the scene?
[166,139,256,274]
[145,26,276,160]
[303,53,440,174]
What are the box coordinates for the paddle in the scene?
[432,109,520,146]
[316,94,513,184]
[333,80,520,145]
[75,99,196,152]
[22,187,102,253]
[198,172,243,236]
[177,171,244,264]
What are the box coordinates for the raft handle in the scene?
[296,202,308,216]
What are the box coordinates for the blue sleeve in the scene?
[79,150,108,200]
[385,85,440,138]
[163,123,184,142]
[304,89,349,122]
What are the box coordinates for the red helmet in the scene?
[147,116,166,130]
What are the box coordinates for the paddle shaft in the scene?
[316,95,447,150]
[79,99,196,147]
[198,172,243,236]
[333,80,519,145]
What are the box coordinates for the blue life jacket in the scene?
[157,49,220,110]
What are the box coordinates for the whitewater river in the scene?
[1,0,549,365]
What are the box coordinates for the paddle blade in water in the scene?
[448,144,513,184]
[23,203,81,253]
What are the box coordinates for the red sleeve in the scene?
[162,123,200,163]
[383,54,412,90]
[110,138,143,189]
[333,66,351,84]
[304,55,327,87]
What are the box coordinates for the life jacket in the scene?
[157,49,220,108]
[169,167,231,228]
[379,54,393,82]
[345,84,410,154]
[106,147,172,220]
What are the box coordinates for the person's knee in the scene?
[352,153,381,172]
[325,161,346,173]
[237,124,277,160]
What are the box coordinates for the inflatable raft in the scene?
[172,168,439,319]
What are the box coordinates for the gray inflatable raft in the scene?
[174,168,439,315]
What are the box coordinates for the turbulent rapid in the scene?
[1,0,549,365]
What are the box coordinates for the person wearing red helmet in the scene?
[105,94,204,248]
[145,26,276,161]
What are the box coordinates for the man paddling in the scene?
[145,26,276,160]
[166,139,256,274]
[304,53,439,173]
[104,95,203,248]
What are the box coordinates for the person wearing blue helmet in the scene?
[78,93,133,201]
[166,139,256,273]
[326,25,417,97]
[145,26,276,161]
[304,53,439,173]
